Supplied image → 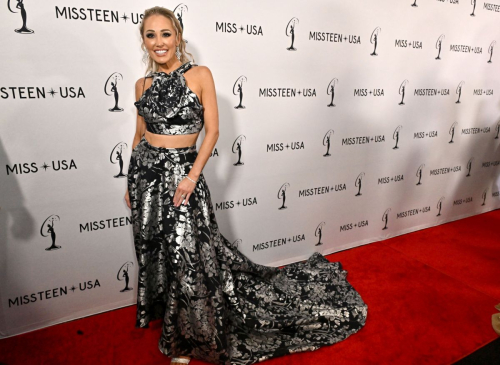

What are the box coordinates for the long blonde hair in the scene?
[138,6,195,75]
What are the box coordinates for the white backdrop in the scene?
[1,0,499,338]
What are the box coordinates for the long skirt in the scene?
[127,136,368,365]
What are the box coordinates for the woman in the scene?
[126,6,368,365]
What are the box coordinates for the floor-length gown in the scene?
[128,61,368,365]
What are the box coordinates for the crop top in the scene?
[134,61,204,135]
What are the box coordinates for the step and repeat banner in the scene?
[1,0,499,338]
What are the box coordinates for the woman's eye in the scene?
[163,33,171,37]
[146,33,154,38]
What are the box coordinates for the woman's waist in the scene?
[144,130,199,149]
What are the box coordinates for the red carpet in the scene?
[1,209,499,365]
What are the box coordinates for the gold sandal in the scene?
[171,357,191,364]
[493,303,500,336]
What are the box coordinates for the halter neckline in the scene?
[153,61,192,77]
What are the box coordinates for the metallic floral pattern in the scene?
[127,137,368,365]
[133,61,204,135]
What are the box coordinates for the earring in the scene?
[142,49,149,63]
[175,45,181,61]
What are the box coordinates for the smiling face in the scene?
[142,14,180,68]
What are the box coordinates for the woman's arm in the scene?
[125,78,147,209]
[132,77,147,150]
[187,66,219,181]
[169,66,219,207]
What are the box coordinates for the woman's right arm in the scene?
[132,77,147,149]
[125,78,147,209]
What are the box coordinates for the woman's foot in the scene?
[171,355,191,364]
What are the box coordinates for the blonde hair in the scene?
[138,6,195,75]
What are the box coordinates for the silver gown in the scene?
[128,61,368,365]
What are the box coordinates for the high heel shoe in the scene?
[493,303,500,336]
[171,357,191,364]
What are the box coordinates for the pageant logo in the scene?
[429,164,462,177]
[370,27,381,56]
[456,81,465,103]
[214,196,258,211]
[453,196,473,206]
[233,76,247,109]
[231,239,242,250]
[471,0,477,16]
[309,28,361,45]
[253,232,305,252]
[461,125,491,135]
[340,218,369,233]
[466,157,474,177]
[397,205,431,218]
[215,20,263,36]
[382,208,390,230]
[483,2,500,14]
[414,129,438,140]
[323,130,334,156]
[354,172,365,196]
[40,214,61,251]
[449,122,458,143]
[266,141,305,152]
[7,279,101,308]
[8,0,34,33]
[394,37,422,50]
[378,173,404,186]
[55,6,142,25]
[487,41,496,63]
[117,262,134,292]
[277,182,290,209]
[314,222,326,246]
[105,72,124,112]
[482,188,488,206]
[472,88,494,96]
[436,35,445,60]
[436,196,445,217]
[232,135,246,166]
[326,78,339,107]
[393,125,403,149]
[173,4,190,43]
[341,135,386,146]
[482,159,500,168]
[5,159,77,175]
[79,216,132,233]
[110,142,128,178]
[413,87,449,97]
[398,80,409,105]
[298,182,346,198]
[416,164,425,185]
[1,84,85,100]
[286,17,299,50]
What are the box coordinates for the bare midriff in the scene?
[144,130,200,148]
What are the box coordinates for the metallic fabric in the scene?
[133,61,204,135]
[127,136,368,365]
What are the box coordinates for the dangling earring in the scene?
[175,45,181,61]
[142,49,149,64]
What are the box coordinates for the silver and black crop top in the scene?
[134,61,204,135]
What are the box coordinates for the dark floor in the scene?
[453,337,500,365]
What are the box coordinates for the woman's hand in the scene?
[173,177,197,207]
[125,188,131,209]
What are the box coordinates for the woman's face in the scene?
[142,15,179,66]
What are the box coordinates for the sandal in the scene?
[171,357,191,364]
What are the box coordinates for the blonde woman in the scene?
[126,6,368,365]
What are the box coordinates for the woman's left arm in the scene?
[173,66,219,207]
